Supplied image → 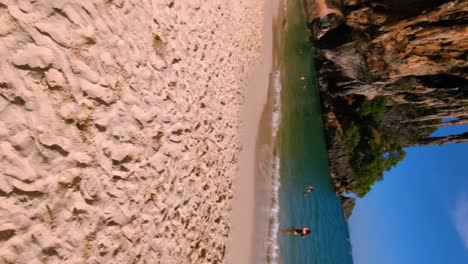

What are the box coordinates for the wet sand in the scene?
[225,0,281,263]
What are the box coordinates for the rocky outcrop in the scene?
[322,110,353,196]
[340,196,356,220]
[304,0,467,215]
[302,0,344,39]
[314,0,467,93]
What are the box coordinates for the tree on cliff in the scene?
[312,0,468,202]
[340,95,465,197]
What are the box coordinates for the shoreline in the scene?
[272,0,356,262]
[225,0,281,263]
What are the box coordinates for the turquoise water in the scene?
[275,0,354,263]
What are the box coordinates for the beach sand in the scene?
[225,0,281,263]
[0,1,263,263]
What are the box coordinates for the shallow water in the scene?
[272,0,354,263]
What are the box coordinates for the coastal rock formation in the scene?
[304,0,467,214]
[302,0,344,40]
[0,1,263,263]
[340,196,356,220]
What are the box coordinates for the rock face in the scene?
[302,0,344,39]
[304,0,467,216]
[312,0,467,95]
[340,196,356,220]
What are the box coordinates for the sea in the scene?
[266,0,355,263]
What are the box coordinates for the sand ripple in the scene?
[0,1,262,263]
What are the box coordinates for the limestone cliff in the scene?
[304,0,467,216]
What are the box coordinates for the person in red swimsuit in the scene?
[285,227,311,238]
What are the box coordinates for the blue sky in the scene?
[349,125,468,264]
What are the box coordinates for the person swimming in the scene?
[284,227,311,238]
[303,185,314,197]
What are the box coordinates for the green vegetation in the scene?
[343,97,407,197]
[388,83,412,91]
[334,95,440,197]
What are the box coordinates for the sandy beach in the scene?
[225,0,282,263]
[0,1,264,263]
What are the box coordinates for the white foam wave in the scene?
[267,156,281,263]
[272,71,282,139]
[267,70,282,264]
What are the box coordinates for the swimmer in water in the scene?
[303,185,314,197]
[284,227,311,238]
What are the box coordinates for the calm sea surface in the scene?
[274,0,354,263]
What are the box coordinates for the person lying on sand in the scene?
[303,185,314,197]
[284,227,311,238]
